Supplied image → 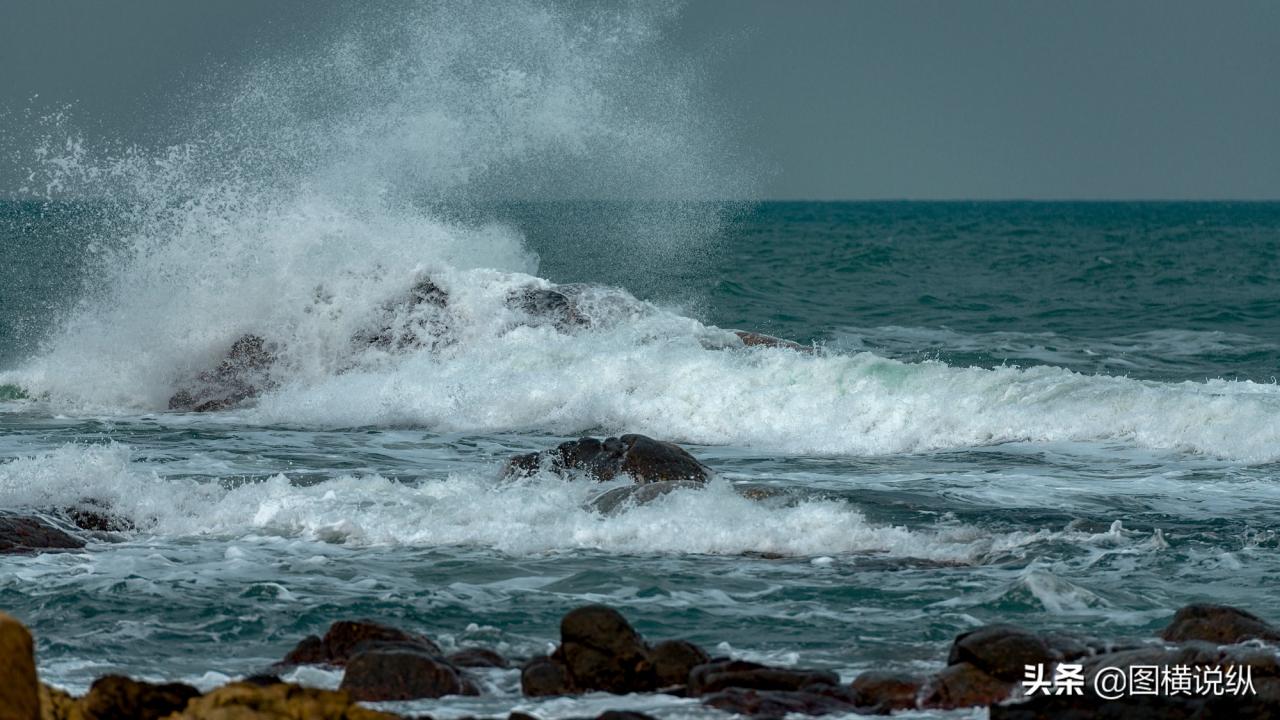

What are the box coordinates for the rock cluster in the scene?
[8,595,1280,719]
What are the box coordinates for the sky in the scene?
[2,0,1277,200]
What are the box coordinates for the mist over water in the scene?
[2,2,1279,717]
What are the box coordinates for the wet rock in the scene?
[169,680,398,719]
[733,330,809,352]
[447,647,510,669]
[357,277,453,352]
[701,687,859,718]
[509,285,590,331]
[948,624,1056,682]
[850,670,923,713]
[555,605,654,694]
[595,713,658,720]
[279,619,441,667]
[0,612,39,720]
[649,639,711,687]
[63,501,134,533]
[920,661,1011,709]
[521,656,576,697]
[340,646,479,701]
[168,334,276,412]
[1160,603,1280,645]
[586,481,705,514]
[687,660,839,696]
[79,675,201,720]
[0,515,84,554]
[507,435,711,485]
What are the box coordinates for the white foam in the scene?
[0,443,1032,562]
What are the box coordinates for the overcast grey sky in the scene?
[2,0,1277,199]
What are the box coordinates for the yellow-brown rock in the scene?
[0,612,40,720]
[38,684,81,720]
[168,681,399,720]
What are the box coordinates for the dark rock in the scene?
[80,675,201,720]
[340,646,479,701]
[64,501,134,532]
[240,674,283,686]
[1160,603,1280,645]
[509,285,590,331]
[701,687,859,718]
[920,662,1011,709]
[649,639,711,687]
[168,334,276,412]
[0,515,84,554]
[280,634,328,666]
[357,277,453,351]
[521,656,576,697]
[948,624,1056,682]
[278,619,441,667]
[850,670,923,713]
[507,434,711,485]
[733,330,809,352]
[687,660,839,696]
[594,713,658,720]
[586,481,705,514]
[509,713,541,720]
[447,647,510,669]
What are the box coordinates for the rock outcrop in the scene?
[506,435,711,485]
[169,681,399,720]
[0,515,84,555]
[168,334,276,412]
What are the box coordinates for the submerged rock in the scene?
[0,515,84,554]
[506,435,711,485]
[0,612,39,719]
[168,334,277,412]
[508,284,591,331]
[732,330,810,352]
[1160,603,1280,645]
[585,480,705,514]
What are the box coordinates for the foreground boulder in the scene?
[78,675,201,720]
[507,435,711,485]
[522,605,715,696]
[170,681,399,719]
[168,334,276,412]
[279,619,442,667]
[0,612,39,719]
[340,645,479,701]
[947,624,1057,683]
[702,687,860,717]
[0,515,84,554]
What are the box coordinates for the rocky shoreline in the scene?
[5,436,1280,718]
[3,600,1279,719]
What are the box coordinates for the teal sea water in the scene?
[2,200,1279,718]
[2,3,1279,715]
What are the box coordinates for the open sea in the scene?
[1,4,1279,717]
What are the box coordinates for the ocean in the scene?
[1,3,1279,715]
[2,199,1279,717]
